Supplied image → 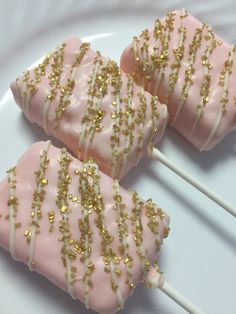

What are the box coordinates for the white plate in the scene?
[0,1,236,313]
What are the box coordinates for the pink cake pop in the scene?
[0,141,204,314]
[120,9,236,151]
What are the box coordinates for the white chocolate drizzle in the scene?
[54,43,90,131]
[131,192,151,281]
[154,12,176,92]
[7,167,18,260]
[84,59,108,159]
[159,105,169,141]
[144,264,164,289]
[86,162,124,309]
[188,25,217,139]
[28,140,51,270]
[171,23,206,126]
[17,55,51,122]
[113,180,135,291]
[166,8,187,104]
[119,76,135,178]
[111,85,122,178]
[56,148,75,299]
[79,57,101,158]
[200,45,235,150]
[43,45,65,134]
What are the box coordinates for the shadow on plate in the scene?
[20,113,63,148]
[122,156,236,252]
[161,128,236,172]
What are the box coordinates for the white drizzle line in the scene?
[113,180,135,293]
[28,140,51,271]
[17,54,52,122]
[135,88,146,167]
[83,234,90,309]
[188,25,216,139]
[111,82,122,178]
[158,104,169,143]
[166,8,187,103]
[133,196,149,279]
[63,227,75,299]
[171,24,206,126]
[7,168,17,260]
[200,45,235,151]
[80,179,91,308]
[84,61,108,159]
[119,77,135,178]
[154,16,173,93]
[79,160,92,309]
[78,58,101,159]
[132,37,143,87]
[90,165,124,310]
[24,90,32,121]
[109,262,124,310]
[43,46,64,134]
[66,256,75,299]
[17,72,31,121]
[58,149,75,299]
[144,261,165,289]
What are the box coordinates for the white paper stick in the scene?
[160,281,205,314]
[150,148,236,217]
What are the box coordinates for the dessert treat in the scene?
[10,37,168,179]
[120,9,236,151]
[10,36,236,217]
[0,141,169,314]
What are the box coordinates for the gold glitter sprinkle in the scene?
[47,210,55,233]
[30,149,49,243]
[18,53,51,98]
[166,10,187,103]
[218,46,235,115]
[60,205,69,214]
[7,196,18,207]
[54,43,89,127]
[41,178,48,185]
[15,222,21,228]
[79,53,110,156]
[112,180,134,289]
[24,230,32,242]
[131,192,152,278]
[179,24,205,107]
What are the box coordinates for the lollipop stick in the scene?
[150,148,236,217]
[160,281,205,314]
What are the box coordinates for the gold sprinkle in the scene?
[24,230,31,238]
[41,178,48,185]
[74,169,79,175]
[60,205,68,214]
[115,268,121,275]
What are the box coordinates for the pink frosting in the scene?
[0,141,169,314]
[10,37,168,179]
[120,9,236,151]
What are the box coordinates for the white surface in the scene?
[0,0,236,313]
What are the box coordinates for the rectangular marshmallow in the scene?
[11,37,168,179]
[120,9,236,151]
[0,141,169,314]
